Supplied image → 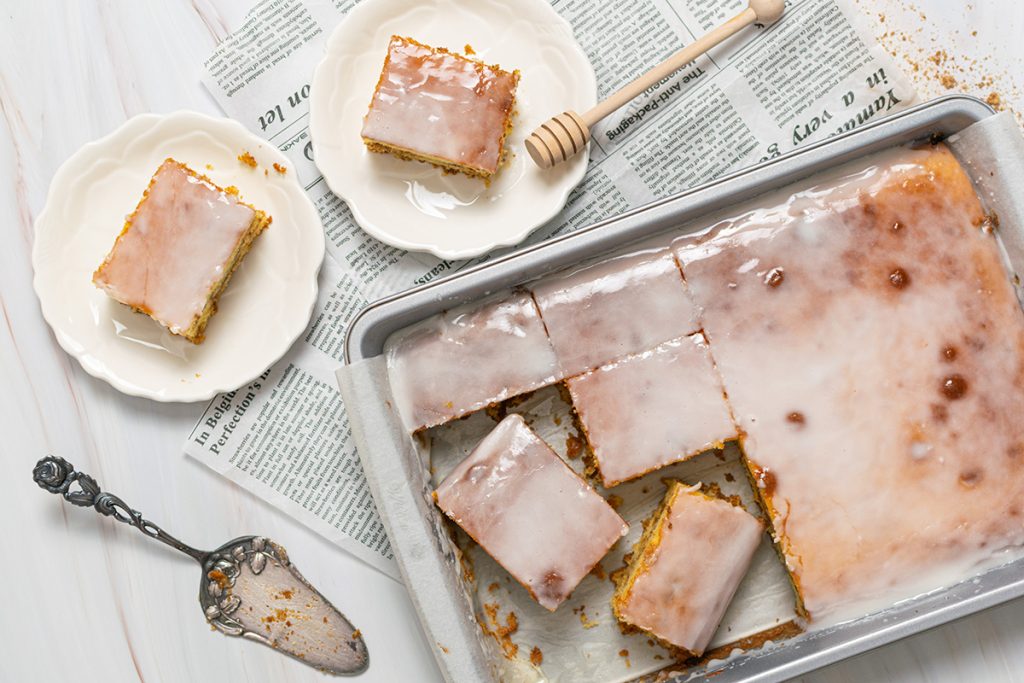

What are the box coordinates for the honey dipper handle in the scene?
[582,2,773,127]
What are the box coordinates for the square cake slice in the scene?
[385,291,561,432]
[531,247,700,377]
[566,333,737,487]
[612,481,764,657]
[435,414,628,611]
[92,158,271,343]
[361,35,519,180]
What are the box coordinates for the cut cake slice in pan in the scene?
[434,414,628,611]
[612,481,764,657]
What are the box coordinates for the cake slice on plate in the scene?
[361,35,519,181]
[612,481,763,656]
[434,414,628,611]
[92,158,271,344]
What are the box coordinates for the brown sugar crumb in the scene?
[942,345,958,362]
[529,646,543,666]
[959,469,982,487]
[565,433,584,460]
[786,411,805,425]
[351,629,362,639]
[438,643,450,654]
[764,267,785,288]
[578,610,599,629]
[224,185,240,196]
[941,374,969,400]
[277,589,293,599]
[619,648,631,667]
[205,163,214,170]
[273,162,287,175]
[464,44,476,55]
[889,267,910,289]
[606,494,624,510]
[724,472,735,482]
[753,465,776,496]
[238,151,258,168]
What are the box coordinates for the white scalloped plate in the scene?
[310,0,597,260]
[32,111,325,402]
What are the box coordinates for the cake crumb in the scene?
[464,44,476,55]
[619,648,631,667]
[273,162,287,175]
[205,163,214,170]
[565,433,583,460]
[578,610,599,629]
[351,629,361,639]
[487,582,500,593]
[529,646,543,666]
[987,92,1004,110]
[590,561,607,580]
[606,494,624,510]
[481,603,519,658]
[238,151,258,168]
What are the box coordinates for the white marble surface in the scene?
[3,1,1024,682]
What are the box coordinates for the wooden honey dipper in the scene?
[525,0,786,169]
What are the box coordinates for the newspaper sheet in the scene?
[185,0,917,579]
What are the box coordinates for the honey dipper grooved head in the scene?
[525,111,590,169]
[749,0,785,23]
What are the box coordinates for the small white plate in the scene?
[32,111,325,402]
[310,0,597,260]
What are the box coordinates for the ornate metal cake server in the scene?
[33,456,369,676]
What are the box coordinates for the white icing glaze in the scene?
[385,291,561,431]
[361,36,517,175]
[617,487,763,655]
[566,334,736,487]
[93,159,257,334]
[675,145,1024,625]
[434,414,628,611]
[531,247,700,377]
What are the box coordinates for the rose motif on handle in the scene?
[33,456,75,494]
[66,474,101,507]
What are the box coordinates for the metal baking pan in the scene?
[343,95,1021,682]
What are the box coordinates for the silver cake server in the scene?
[33,455,369,676]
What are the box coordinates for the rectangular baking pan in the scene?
[343,95,1021,682]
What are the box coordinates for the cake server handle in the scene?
[32,455,208,562]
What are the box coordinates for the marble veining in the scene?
[4,1,1024,682]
